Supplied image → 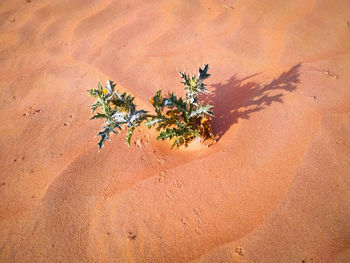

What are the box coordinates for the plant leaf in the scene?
[157,128,177,140]
[198,64,210,81]
[91,112,107,120]
[146,117,163,127]
[97,126,116,150]
[189,105,213,118]
[151,90,164,115]
[111,111,128,123]
[162,93,187,113]
[106,79,116,95]
[126,127,135,146]
[88,88,100,98]
[127,110,147,128]
[91,101,102,113]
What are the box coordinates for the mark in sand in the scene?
[158,169,168,183]
[174,179,184,190]
[128,231,137,240]
[235,246,245,256]
[166,190,175,201]
[181,217,189,225]
[336,139,344,145]
[13,156,25,163]
[157,158,165,165]
[195,226,202,234]
[222,4,234,10]
[158,172,165,183]
[193,208,200,215]
[193,207,203,224]
[23,107,42,117]
[135,139,142,149]
[323,70,337,79]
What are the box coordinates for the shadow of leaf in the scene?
[206,63,301,140]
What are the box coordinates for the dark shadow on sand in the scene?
[205,63,301,140]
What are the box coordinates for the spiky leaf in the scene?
[189,104,213,118]
[111,111,128,123]
[97,126,116,150]
[127,110,147,128]
[91,101,102,113]
[105,79,116,96]
[126,127,135,146]
[198,64,210,80]
[91,112,108,120]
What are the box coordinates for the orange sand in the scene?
[0,0,350,262]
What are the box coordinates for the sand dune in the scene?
[0,0,349,262]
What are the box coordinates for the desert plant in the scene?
[88,64,215,150]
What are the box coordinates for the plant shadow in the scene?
[205,63,301,140]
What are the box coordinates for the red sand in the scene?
[0,0,350,262]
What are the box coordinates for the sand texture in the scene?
[1,0,350,262]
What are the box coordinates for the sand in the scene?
[0,0,350,262]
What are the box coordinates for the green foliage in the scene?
[88,64,215,150]
[87,79,147,150]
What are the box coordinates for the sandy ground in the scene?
[0,0,350,262]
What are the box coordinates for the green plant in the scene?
[88,64,215,150]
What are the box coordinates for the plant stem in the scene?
[145,114,169,120]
